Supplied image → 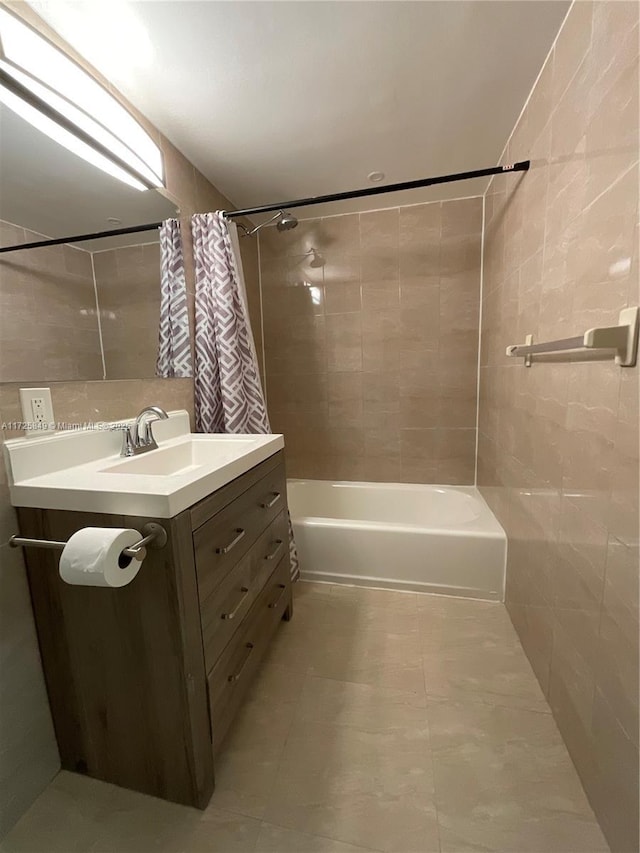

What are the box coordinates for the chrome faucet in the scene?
[120,406,169,457]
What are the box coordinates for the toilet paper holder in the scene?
[9,522,168,563]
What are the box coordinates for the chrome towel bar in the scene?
[9,522,168,562]
[506,307,639,367]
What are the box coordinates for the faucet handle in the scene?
[119,426,135,457]
[142,420,159,449]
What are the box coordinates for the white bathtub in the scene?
[288,480,507,601]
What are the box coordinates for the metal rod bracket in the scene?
[524,334,533,368]
[9,522,168,564]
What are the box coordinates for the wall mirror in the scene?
[0,102,178,383]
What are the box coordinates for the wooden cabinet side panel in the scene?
[167,510,214,807]
[18,507,88,768]
[18,507,213,808]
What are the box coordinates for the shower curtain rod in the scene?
[0,222,165,254]
[0,161,529,254]
[223,161,530,219]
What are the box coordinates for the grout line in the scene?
[416,595,441,853]
[580,158,640,217]
[5,378,191,388]
[0,219,93,252]
[89,252,107,381]
[90,239,159,255]
[474,196,486,487]
[256,232,268,408]
[426,690,553,716]
[262,670,309,805]
[258,819,381,853]
[485,0,575,198]
[278,192,484,224]
[421,680,442,853]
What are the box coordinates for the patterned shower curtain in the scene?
[156,219,193,378]
[191,211,299,580]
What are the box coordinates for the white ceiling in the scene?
[28,0,569,219]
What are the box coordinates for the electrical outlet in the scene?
[19,387,55,439]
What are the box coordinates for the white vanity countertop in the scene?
[3,410,284,518]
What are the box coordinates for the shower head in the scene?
[306,247,325,268]
[276,211,298,231]
[236,209,298,237]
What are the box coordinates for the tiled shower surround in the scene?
[0,227,163,383]
[478,2,639,851]
[93,242,162,380]
[259,198,482,484]
[0,221,102,382]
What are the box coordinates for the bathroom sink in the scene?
[4,410,284,517]
[101,435,260,476]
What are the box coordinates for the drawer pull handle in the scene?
[228,642,254,683]
[264,539,283,561]
[268,583,287,609]
[221,587,250,621]
[215,528,245,555]
[260,492,281,509]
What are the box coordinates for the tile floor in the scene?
[1,582,609,853]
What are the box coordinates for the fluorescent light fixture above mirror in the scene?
[0,7,164,192]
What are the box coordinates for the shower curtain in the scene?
[191,211,299,580]
[156,219,193,378]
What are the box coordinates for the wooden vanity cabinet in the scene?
[17,450,292,809]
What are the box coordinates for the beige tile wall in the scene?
[478,3,639,850]
[0,228,182,385]
[239,234,264,381]
[93,242,161,380]
[0,222,102,382]
[0,1,262,837]
[259,198,482,483]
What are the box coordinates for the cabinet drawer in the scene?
[194,465,286,603]
[201,511,288,673]
[208,556,291,751]
[190,452,283,530]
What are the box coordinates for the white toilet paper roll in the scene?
[59,527,144,588]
